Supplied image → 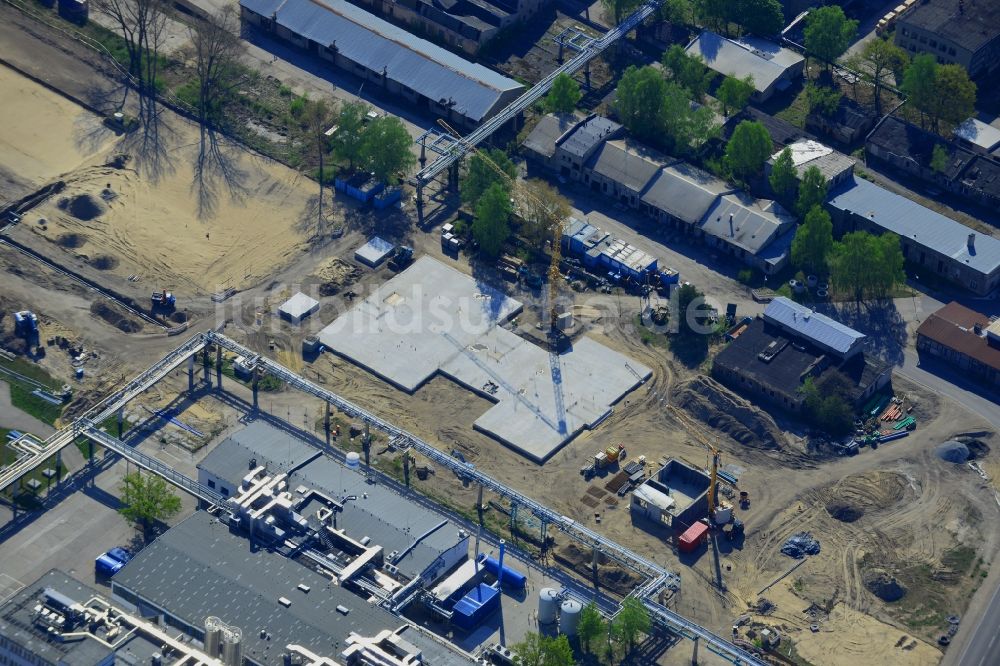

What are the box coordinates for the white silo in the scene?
[345,452,361,470]
[559,599,582,636]
[538,588,560,625]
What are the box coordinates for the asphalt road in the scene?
[949,579,1000,666]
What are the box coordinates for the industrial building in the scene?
[766,139,856,187]
[562,218,658,282]
[238,0,525,128]
[894,0,1000,79]
[352,0,547,54]
[826,176,1000,295]
[684,31,805,102]
[916,301,1000,386]
[522,113,623,180]
[197,421,469,584]
[630,459,711,530]
[523,115,798,273]
[278,292,320,325]
[318,256,652,461]
[712,299,890,413]
[0,570,217,666]
[865,117,1000,210]
[112,512,474,666]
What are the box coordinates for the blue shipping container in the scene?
[452,584,500,630]
[480,555,527,589]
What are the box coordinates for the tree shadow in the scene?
[819,299,907,367]
[117,97,177,186]
[191,125,251,220]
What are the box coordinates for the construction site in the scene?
[2,1,1000,665]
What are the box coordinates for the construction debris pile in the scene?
[781,532,821,559]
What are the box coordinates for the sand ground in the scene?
[0,65,113,200]
[0,64,332,293]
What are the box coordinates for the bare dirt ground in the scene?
[0,64,337,295]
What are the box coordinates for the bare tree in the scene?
[298,98,337,229]
[93,0,167,98]
[188,7,247,126]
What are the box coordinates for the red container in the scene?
[678,521,709,553]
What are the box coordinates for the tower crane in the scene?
[437,119,570,434]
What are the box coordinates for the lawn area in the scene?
[773,86,810,129]
[0,358,65,426]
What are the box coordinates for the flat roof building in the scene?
[685,31,805,102]
[826,176,1000,295]
[630,459,711,530]
[239,0,524,128]
[279,291,320,324]
[112,512,474,666]
[894,0,1000,79]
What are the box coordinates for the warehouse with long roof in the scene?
[239,0,525,128]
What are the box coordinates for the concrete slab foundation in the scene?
[318,257,652,461]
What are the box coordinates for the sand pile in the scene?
[864,570,907,602]
[937,440,970,464]
[59,193,105,220]
[673,376,785,450]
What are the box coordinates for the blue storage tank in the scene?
[480,555,527,590]
[451,583,500,630]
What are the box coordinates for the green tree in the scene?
[662,44,713,100]
[805,83,842,117]
[829,231,904,305]
[119,471,181,542]
[544,73,582,114]
[800,376,853,436]
[803,5,858,68]
[926,64,977,133]
[473,182,512,258]
[461,148,516,205]
[901,53,938,129]
[601,0,642,24]
[716,74,755,116]
[739,0,784,37]
[614,65,668,144]
[724,120,773,182]
[578,602,605,654]
[611,596,651,653]
[853,37,908,116]
[796,165,828,217]
[769,147,798,201]
[696,0,737,34]
[330,100,369,170]
[791,205,833,276]
[360,116,415,185]
[658,0,693,24]
[509,632,574,666]
[518,179,571,247]
[662,81,719,155]
[930,143,949,174]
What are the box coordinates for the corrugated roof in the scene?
[827,177,1000,276]
[587,139,664,193]
[686,31,803,94]
[764,297,865,356]
[113,513,406,660]
[242,0,523,122]
[640,161,733,224]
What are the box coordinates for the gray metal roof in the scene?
[587,139,664,193]
[197,421,318,486]
[764,297,865,356]
[557,114,622,160]
[523,113,578,159]
[640,160,733,224]
[827,177,1000,276]
[113,512,410,663]
[241,0,523,123]
[768,140,855,182]
[686,31,803,93]
[700,193,795,254]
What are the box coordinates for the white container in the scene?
[559,599,582,635]
[538,588,559,625]
[346,452,361,470]
[713,502,733,525]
